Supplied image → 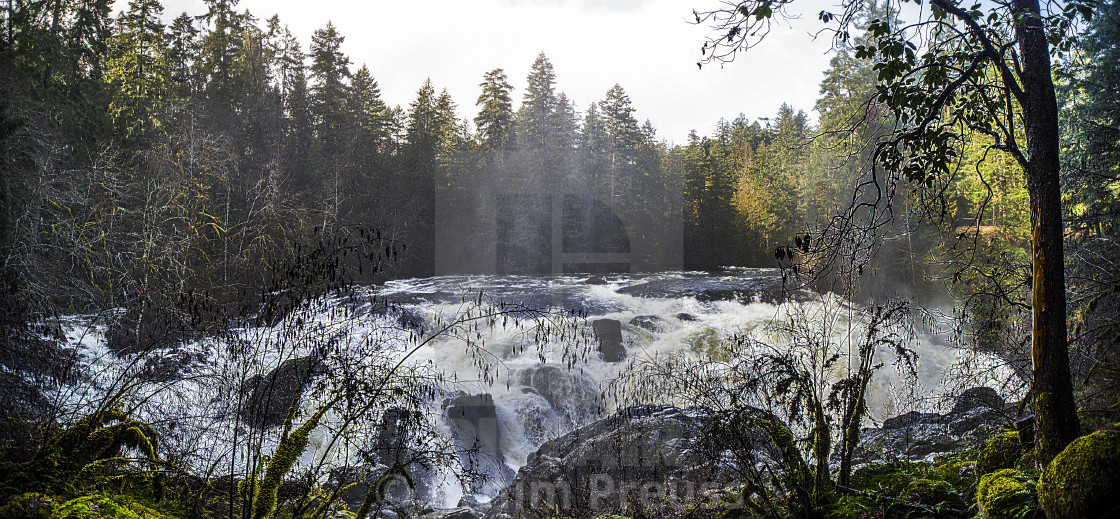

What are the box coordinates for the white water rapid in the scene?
[55,269,1011,508]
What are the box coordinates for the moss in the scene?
[1037,425,1120,519]
[248,395,337,519]
[0,492,55,519]
[900,478,965,509]
[48,495,168,519]
[976,431,1022,476]
[3,409,162,495]
[976,469,1036,519]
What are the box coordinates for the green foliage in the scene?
[976,469,1036,519]
[849,461,931,497]
[1037,425,1120,519]
[900,478,965,509]
[837,460,979,518]
[48,494,169,519]
[0,493,55,519]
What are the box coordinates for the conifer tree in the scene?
[475,68,514,157]
[166,12,200,99]
[105,0,168,142]
[599,84,641,203]
[308,21,351,227]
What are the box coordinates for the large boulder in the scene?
[371,407,423,464]
[1037,425,1120,519]
[591,319,625,362]
[484,406,733,519]
[518,365,599,431]
[446,393,512,494]
[239,356,327,428]
[950,386,1005,415]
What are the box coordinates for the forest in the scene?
[1,0,1120,517]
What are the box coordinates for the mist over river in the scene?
[60,269,1007,508]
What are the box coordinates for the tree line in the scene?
[0,0,846,311]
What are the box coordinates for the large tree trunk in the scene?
[1013,0,1080,464]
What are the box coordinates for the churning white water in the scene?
[56,269,1010,507]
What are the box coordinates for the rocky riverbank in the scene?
[411,387,1018,519]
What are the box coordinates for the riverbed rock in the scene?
[240,356,327,428]
[446,393,513,493]
[628,315,663,333]
[518,365,598,429]
[950,386,1005,415]
[433,508,480,519]
[850,387,1013,464]
[591,319,625,362]
[484,406,732,519]
[367,300,427,334]
[371,407,423,463]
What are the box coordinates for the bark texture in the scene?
[1013,0,1080,465]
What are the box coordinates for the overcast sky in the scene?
[122,0,840,144]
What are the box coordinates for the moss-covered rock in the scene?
[0,492,55,519]
[48,495,169,519]
[1037,426,1120,519]
[977,431,1022,476]
[900,478,966,509]
[976,469,1036,519]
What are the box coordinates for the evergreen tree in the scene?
[598,84,641,203]
[519,52,557,151]
[199,0,246,115]
[580,103,609,189]
[166,12,200,99]
[1061,0,1120,238]
[348,65,390,154]
[309,21,350,150]
[105,0,168,142]
[475,68,513,156]
[283,64,315,196]
[308,21,351,226]
[401,79,454,275]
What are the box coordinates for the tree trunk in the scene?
[1013,0,1080,465]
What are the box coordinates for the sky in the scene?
[120,0,840,144]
